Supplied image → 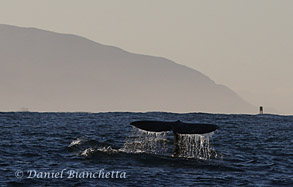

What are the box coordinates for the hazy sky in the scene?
[1,0,292,114]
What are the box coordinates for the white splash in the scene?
[68,137,86,147]
[81,147,96,157]
[176,132,217,159]
[122,128,217,159]
[121,128,168,154]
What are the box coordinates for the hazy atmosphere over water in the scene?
[1,0,293,114]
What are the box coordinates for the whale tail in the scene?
[130,120,219,156]
[130,120,218,134]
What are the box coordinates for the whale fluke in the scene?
[130,120,173,132]
[130,120,219,157]
[130,120,218,134]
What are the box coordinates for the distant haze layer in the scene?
[0,24,255,113]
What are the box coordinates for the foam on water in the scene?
[81,146,119,157]
[68,137,87,147]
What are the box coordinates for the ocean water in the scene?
[0,112,292,186]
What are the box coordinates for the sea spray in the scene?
[175,133,217,159]
[122,127,217,159]
[121,128,168,154]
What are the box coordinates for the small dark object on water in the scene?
[259,106,264,114]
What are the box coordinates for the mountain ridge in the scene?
[0,24,255,113]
